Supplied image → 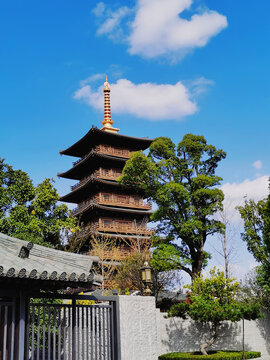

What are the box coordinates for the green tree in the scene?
[238,184,270,292]
[0,157,77,247]
[119,134,226,280]
[168,268,262,355]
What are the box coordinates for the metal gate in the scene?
[0,297,16,360]
[27,294,120,360]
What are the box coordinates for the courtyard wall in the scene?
[118,295,270,360]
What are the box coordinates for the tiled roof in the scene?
[60,126,153,157]
[0,232,102,287]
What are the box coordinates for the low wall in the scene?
[118,295,270,360]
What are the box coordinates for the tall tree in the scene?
[168,268,262,355]
[0,157,76,247]
[238,183,270,291]
[119,134,226,280]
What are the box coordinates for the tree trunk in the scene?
[200,324,219,355]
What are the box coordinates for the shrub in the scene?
[158,350,261,360]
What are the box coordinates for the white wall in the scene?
[118,295,270,360]
[118,296,158,360]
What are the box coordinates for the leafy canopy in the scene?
[168,268,261,324]
[0,157,77,247]
[167,268,262,355]
[120,134,226,279]
[238,183,270,292]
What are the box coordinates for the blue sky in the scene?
[0,0,269,279]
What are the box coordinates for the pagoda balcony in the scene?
[71,175,92,191]
[95,144,131,159]
[73,154,87,166]
[94,194,152,210]
[91,222,154,236]
[89,247,135,261]
[94,169,122,181]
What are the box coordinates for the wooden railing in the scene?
[94,194,152,210]
[94,169,122,181]
[89,248,134,261]
[95,145,131,159]
[91,222,154,235]
[71,175,92,191]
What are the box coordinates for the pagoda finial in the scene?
[101,77,120,133]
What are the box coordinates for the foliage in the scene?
[29,297,63,350]
[158,351,261,360]
[0,157,77,247]
[88,235,121,292]
[238,185,270,292]
[114,251,149,292]
[167,268,262,355]
[119,134,226,279]
[241,268,270,310]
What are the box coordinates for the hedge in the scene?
[158,350,261,360]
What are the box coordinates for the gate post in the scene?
[111,297,121,360]
[72,298,77,360]
[18,291,26,360]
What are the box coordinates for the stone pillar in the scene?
[118,296,158,360]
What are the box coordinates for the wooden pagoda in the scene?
[58,77,153,257]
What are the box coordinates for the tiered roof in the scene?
[60,126,152,158]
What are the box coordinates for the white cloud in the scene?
[80,73,105,87]
[74,78,200,120]
[253,160,262,170]
[92,2,106,17]
[94,0,228,61]
[96,6,131,39]
[220,175,269,224]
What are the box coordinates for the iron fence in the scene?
[27,295,119,360]
[0,297,16,360]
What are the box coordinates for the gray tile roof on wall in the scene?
[0,232,102,286]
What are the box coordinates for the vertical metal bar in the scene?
[86,307,89,360]
[82,306,85,360]
[99,307,102,360]
[110,303,114,360]
[102,307,105,360]
[72,299,76,360]
[37,305,40,360]
[18,292,26,360]
[3,305,8,360]
[43,305,46,360]
[53,306,56,360]
[25,296,30,360]
[63,307,66,360]
[106,307,110,360]
[10,298,16,360]
[58,305,61,360]
[31,305,35,360]
[48,307,51,360]
[68,307,71,360]
[91,306,93,360]
[94,306,97,359]
[114,298,121,360]
[76,306,79,360]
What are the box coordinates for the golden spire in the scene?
[101,76,119,133]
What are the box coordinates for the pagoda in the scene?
[58,77,153,257]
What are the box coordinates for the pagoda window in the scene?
[103,219,112,226]
[134,196,140,204]
[103,193,110,201]
[116,220,132,227]
[117,195,129,204]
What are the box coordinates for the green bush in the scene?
[158,350,261,360]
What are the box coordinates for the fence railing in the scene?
[27,294,120,360]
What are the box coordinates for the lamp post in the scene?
[141,261,153,296]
